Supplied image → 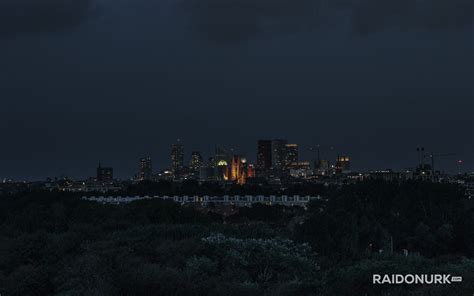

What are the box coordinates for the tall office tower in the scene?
[138,156,153,181]
[202,157,217,181]
[257,140,272,173]
[215,145,229,165]
[189,151,203,172]
[284,144,298,168]
[335,156,351,173]
[171,142,184,176]
[97,163,113,183]
[207,157,216,169]
[271,139,288,170]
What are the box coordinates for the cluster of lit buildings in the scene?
[121,143,463,186]
[2,142,473,197]
[132,139,351,185]
[50,145,469,194]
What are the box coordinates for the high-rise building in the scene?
[138,156,153,181]
[284,144,298,168]
[201,157,217,181]
[247,164,256,178]
[230,155,241,181]
[272,139,288,170]
[215,145,229,166]
[189,151,203,172]
[171,142,184,177]
[97,163,113,183]
[229,155,247,184]
[216,159,228,181]
[257,140,272,173]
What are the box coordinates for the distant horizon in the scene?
[2,142,471,181]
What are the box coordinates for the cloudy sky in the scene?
[1,0,473,180]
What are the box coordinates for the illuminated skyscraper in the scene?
[247,164,256,178]
[284,144,298,169]
[230,155,247,184]
[171,142,184,176]
[189,151,203,172]
[138,156,153,181]
[216,159,228,181]
[230,155,241,181]
[215,145,229,166]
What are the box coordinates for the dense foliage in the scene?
[0,180,472,295]
[120,179,328,197]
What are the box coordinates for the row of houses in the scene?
[81,195,325,207]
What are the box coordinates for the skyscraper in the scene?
[138,156,153,181]
[257,140,272,170]
[247,164,256,178]
[284,143,298,169]
[202,157,217,181]
[189,151,203,173]
[215,145,229,166]
[216,159,228,181]
[171,142,184,177]
[271,139,288,170]
[230,155,247,184]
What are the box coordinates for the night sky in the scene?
[1,0,473,180]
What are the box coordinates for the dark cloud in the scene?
[182,0,474,43]
[2,0,471,43]
[0,0,94,38]
[351,0,474,35]
[182,0,320,43]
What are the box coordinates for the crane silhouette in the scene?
[422,152,456,175]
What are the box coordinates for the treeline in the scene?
[0,180,472,295]
[295,180,474,260]
[118,179,328,197]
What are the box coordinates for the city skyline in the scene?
[1,138,470,182]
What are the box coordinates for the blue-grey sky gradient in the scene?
[1,0,473,180]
